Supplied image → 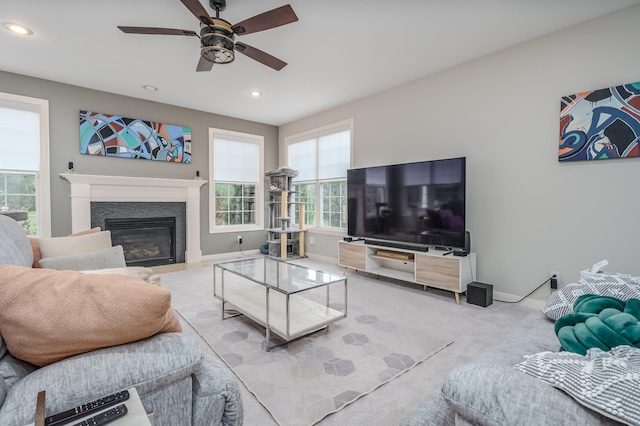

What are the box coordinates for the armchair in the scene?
[0,215,243,425]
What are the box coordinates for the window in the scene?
[209,128,263,233]
[286,119,352,231]
[0,92,50,237]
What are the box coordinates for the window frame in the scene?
[0,92,51,237]
[285,119,353,235]
[208,127,264,234]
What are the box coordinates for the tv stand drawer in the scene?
[415,255,459,291]
[338,242,366,270]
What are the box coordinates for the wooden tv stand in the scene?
[338,240,476,304]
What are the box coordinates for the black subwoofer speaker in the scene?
[467,282,493,307]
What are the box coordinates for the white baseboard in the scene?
[202,249,260,262]
[305,253,338,264]
[203,251,330,263]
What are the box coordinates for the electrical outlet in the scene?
[237,235,242,244]
[550,271,559,289]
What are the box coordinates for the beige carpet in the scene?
[161,260,454,425]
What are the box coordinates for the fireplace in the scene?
[60,174,206,263]
[91,201,186,264]
[105,217,176,267]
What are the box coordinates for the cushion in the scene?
[0,215,33,268]
[0,265,182,366]
[30,227,101,268]
[543,274,640,320]
[38,245,126,271]
[516,346,640,426]
[38,230,112,259]
[554,295,640,355]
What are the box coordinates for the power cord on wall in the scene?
[494,276,553,304]
[465,255,554,304]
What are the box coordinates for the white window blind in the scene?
[0,103,40,171]
[214,138,259,183]
[289,138,316,182]
[318,130,350,179]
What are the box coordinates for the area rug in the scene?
[161,259,454,426]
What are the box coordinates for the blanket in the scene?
[516,346,640,426]
[555,294,640,355]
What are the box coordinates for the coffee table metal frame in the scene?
[213,257,347,351]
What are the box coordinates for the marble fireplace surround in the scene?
[60,173,207,263]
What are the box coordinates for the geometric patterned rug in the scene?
[161,259,454,426]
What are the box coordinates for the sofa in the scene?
[0,215,243,426]
[400,275,640,426]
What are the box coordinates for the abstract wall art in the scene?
[559,81,640,162]
[80,110,192,163]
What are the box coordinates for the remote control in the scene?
[71,404,127,426]
[45,390,130,426]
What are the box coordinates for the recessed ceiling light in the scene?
[250,91,262,97]
[3,22,33,36]
[142,85,158,91]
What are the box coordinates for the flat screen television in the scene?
[347,157,466,250]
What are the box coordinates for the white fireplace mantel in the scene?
[60,173,207,263]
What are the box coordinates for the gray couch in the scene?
[0,215,243,426]
[400,310,622,426]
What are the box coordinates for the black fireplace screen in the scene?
[105,217,176,267]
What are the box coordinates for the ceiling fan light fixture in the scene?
[200,19,235,64]
[202,45,235,64]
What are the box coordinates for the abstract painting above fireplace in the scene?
[79,110,192,163]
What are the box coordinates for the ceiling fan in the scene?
[118,0,298,72]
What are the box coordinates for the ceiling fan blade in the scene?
[180,0,214,25]
[232,4,298,35]
[196,56,214,72]
[235,42,287,71]
[118,26,198,36]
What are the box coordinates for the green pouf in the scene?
[555,294,640,355]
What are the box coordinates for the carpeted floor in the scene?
[159,256,535,425]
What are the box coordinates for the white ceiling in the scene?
[2,0,639,126]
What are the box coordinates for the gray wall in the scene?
[279,5,640,300]
[0,71,278,255]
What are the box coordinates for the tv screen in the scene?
[347,157,466,249]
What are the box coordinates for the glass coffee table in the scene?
[213,257,347,351]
